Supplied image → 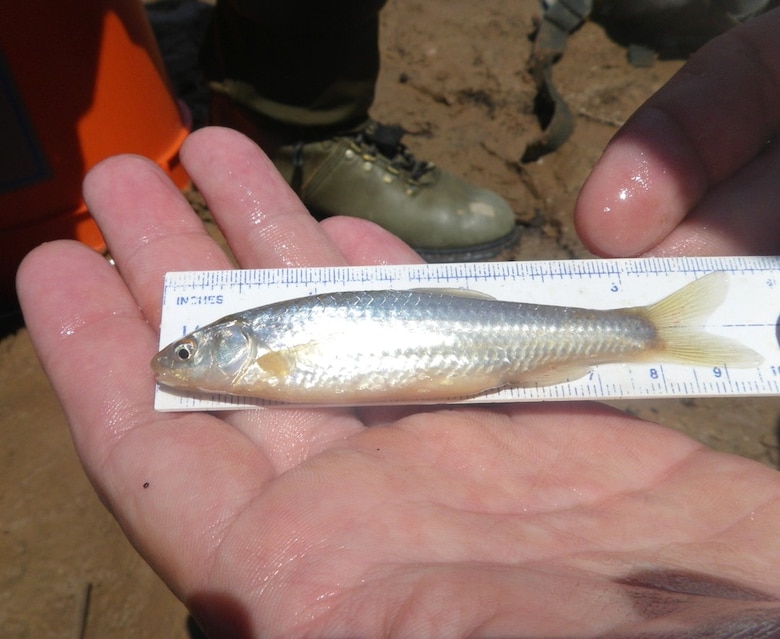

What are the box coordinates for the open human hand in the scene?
[575,7,780,258]
[17,127,780,638]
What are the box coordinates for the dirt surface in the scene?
[3,0,779,636]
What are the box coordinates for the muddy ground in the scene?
[3,0,779,636]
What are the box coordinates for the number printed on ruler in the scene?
[155,256,780,411]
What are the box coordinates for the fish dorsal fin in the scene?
[411,288,497,300]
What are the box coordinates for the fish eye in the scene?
[173,339,196,362]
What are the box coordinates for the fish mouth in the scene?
[149,352,164,378]
[150,367,196,393]
[149,350,187,388]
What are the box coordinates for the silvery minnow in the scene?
[151,272,761,404]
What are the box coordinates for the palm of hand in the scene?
[18,128,780,638]
[190,405,780,638]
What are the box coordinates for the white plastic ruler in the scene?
[155,256,780,411]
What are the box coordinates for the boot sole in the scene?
[413,225,520,263]
[308,205,520,263]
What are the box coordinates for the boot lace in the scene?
[353,122,433,182]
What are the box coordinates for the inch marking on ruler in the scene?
[155,256,780,411]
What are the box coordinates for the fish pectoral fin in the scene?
[256,351,292,379]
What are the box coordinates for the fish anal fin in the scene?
[409,373,501,399]
[508,365,594,388]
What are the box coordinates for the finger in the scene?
[177,128,396,453]
[180,126,348,268]
[178,129,428,456]
[80,134,367,460]
[646,138,780,256]
[319,216,424,265]
[82,153,232,327]
[575,9,780,257]
[17,241,160,459]
[16,242,276,594]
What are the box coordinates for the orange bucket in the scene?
[0,0,191,303]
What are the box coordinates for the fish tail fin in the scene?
[641,272,762,368]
